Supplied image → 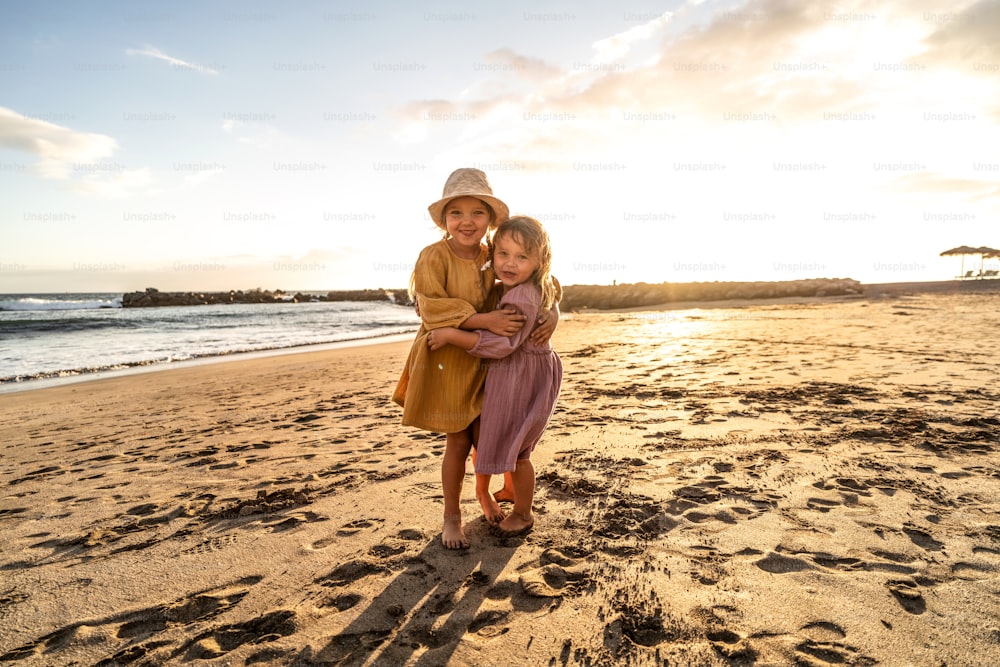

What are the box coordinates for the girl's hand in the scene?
[530,304,560,345]
[427,328,450,351]
[483,307,527,337]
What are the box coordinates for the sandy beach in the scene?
[1,290,998,666]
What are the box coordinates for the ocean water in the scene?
[0,293,420,387]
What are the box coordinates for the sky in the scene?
[1,0,999,293]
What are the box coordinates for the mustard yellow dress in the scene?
[392,239,497,433]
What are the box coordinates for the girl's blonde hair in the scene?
[493,215,558,310]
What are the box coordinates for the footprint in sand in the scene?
[689,603,758,658]
[180,533,239,556]
[794,638,874,666]
[176,609,297,661]
[902,524,944,551]
[800,620,847,642]
[519,548,591,598]
[593,494,676,541]
[398,481,443,499]
[305,536,337,551]
[813,476,872,498]
[264,510,328,532]
[693,603,742,628]
[467,609,511,638]
[618,610,673,647]
[806,497,841,513]
[952,560,996,580]
[322,592,364,612]
[9,465,65,486]
[0,507,29,518]
[396,527,425,541]
[312,628,394,665]
[315,559,391,588]
[0,575,265,663]
[886,579,926,614]
[369,539,408,558]
[336,517,383,536]
[754,551,814,574]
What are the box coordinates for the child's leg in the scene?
[475,469,505,523]
[495,458,535,536]
[471,424,505,523]
[493,472,516,504]
[441,429,473,549]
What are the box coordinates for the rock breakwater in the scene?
[122,279,862,310]
[122,287,412,308]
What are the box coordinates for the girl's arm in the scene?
[529,275,561,344]
[427,286,542,358]
[426,307,529,351]
[412,245,483,329]
[426,327,479,351]
[469,285,542,359]
[461,309,526,337]
[416,301,524,336]
[530,299,559,345]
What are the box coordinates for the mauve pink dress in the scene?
[469,283,562,475]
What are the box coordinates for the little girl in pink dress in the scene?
[427,215,562,537]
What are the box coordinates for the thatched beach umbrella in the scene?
[940,245,979,278]
[973,246,1000,277]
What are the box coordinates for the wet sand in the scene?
[1,291,998,666]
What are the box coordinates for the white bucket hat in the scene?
[427,168,510,230]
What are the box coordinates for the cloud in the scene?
[922,0,1000,66]
[126,46,219,75]
[601,1,984,118]
[890,172,1000,201]
[920,0,1000,121]
[480,48,561,80]
[0,107,158,196]
[390,11,677,162]
[591,11,673,63]
[396,0,1000,185]
[0,106,117,178]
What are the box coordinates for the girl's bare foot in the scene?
[493,511,533,537]
[493,487,515,504]
[477,492,506,524]
[442,513,469,549]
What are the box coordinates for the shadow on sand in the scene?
[295,520,544,666]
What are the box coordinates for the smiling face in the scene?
[493,231,540,289]
[444,196,493,259]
